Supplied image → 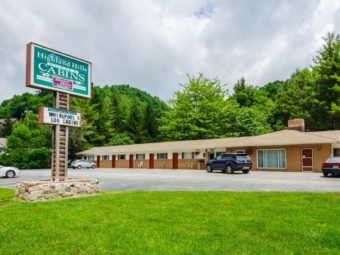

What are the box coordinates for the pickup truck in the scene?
[206,153,252,174]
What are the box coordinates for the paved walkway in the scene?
[1,168,339,192]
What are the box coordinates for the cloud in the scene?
[0,0,339,103]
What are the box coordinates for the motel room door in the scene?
[301,148,313,172]
[172,153,179,169]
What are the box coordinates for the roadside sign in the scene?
[26,42,92,98]
[26,42,91,182]
[39,107,81,128]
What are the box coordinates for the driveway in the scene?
[0,168,339,192]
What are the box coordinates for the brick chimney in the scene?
[288,119,305,132]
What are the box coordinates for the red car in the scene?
[322,157,340,177]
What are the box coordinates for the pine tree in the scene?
[311,32,340,130]
[126,100,144,143]
[274,69,313,130]
[144,101,158,141]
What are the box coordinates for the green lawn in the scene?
[0,188,339,255]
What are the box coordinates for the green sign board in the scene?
[26,42,92,98]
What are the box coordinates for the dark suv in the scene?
[206,153,252,174]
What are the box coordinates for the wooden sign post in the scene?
[51,92,69,181]
[26,42,91,182]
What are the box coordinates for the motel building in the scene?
[77,120,340,173]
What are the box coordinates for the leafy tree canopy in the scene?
[159,74,232,140]
[0,113,51,169]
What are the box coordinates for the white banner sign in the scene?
[39,107,81,127]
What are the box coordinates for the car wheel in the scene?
[206,165,213,172]
[77,165,81,169]
[323,172,328,177]
[92,165,96,169]
[6,170,15,178]
[226,165,233,174]
[242,170,249,174]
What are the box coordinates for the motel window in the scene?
[136,154,145,160]
[215,152,223,157]
[334,148,340,157]
[181,152,195,159]
[88,156,94,161]
[102,155,109,160]
[118,154,126,160]
[157,153,168,160]
[235,150,245,154]
[257,149,286,169]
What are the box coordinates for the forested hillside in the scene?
[69,85,169,155]
[0,32,338,168]
[0,85,169,161]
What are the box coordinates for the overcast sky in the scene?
[0,0,339,102]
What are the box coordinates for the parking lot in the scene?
[1,168,339,191]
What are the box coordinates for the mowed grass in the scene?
[0,189,340,255]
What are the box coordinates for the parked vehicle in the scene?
[0,165,20,178]
[67,160,73,168]
[206,153,252,174]
[322,157,340,177]
[71,159,96,169]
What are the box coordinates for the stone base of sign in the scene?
[16,179,99,201]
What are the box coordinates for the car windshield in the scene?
[236,156,250,161]
[326,157,340,163]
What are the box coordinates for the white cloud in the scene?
[0,0,339,102]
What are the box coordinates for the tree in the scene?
[79,87,116,146]
[106,133,134,145]
[260,80,284,100]
[0,84,168,150]
[233,77,255,107]
[68,127,89,160]
[111,93,126,133]
[0,117,14,137]
[230,78,274,134]
[311,32,340,130]
[232,78,274,110]
[69,96,95,158]
[144,101,158,141]
[159,74,231,140]
[0,92,52,119]
[0,114,51,169]
[234,107,272,136]
[273,69,313,130]
[126,100,144,143]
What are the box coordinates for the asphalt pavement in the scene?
[1,168,339,192]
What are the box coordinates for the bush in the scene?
[0,147,50,169]
[0,113,51,169]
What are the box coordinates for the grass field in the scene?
[0,188,340,255]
